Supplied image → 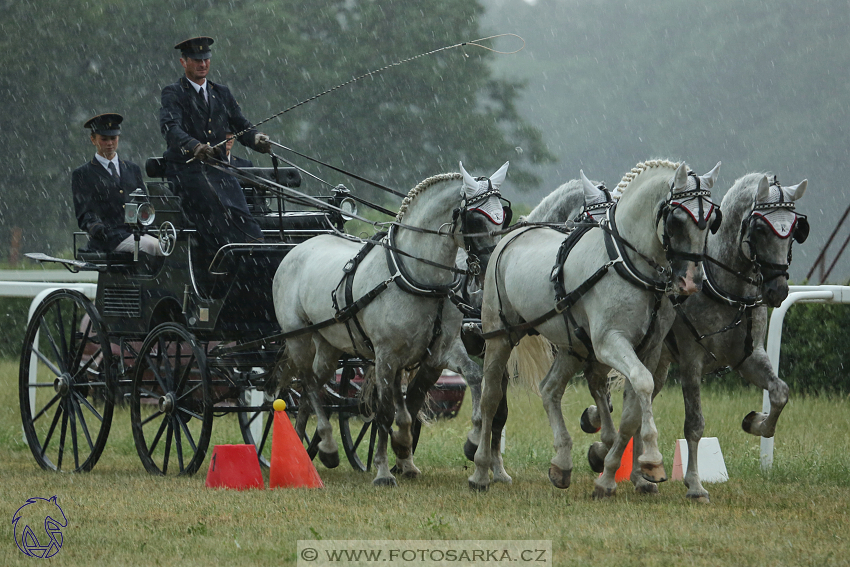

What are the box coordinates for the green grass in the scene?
[1,359,848,566]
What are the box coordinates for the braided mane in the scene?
[613,159,682,198]
[396,172,463,221]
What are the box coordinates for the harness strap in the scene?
[702,260,762,307]
[385,225,461,297]
[601,205,667,292]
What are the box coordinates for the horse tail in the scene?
[507,334,555,394]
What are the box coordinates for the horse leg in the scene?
[469,335,512,491]
[539,349,581,489]
[395,364,443,479]
[585,364,616,474]
[488,370,512,484]
[679,355,710,503]
[597,338,666,485]
[310,338,343,468]
[594,381,643,498]
[630,353,671,495]
[371,360,398,487]
[737,351,789,438]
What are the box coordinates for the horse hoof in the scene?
[686,493,711,504]
[373,476,398,487]
[592,485,616,500]
[468,480,489,492]
[319,450,340,469]
[401,467,421,479]
[580,407,601,434]
[635,481,659,495]
[640,462,667,484]
[548,464,572,489]
[741,410,758,434]
[463,439,478,462]
[587,442,606,473]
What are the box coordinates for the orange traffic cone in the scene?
[205,444,264,490]
[269,400,324,489]
[598,437,633,483]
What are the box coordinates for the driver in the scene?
[159,36,272,254]
[72,113,163,256]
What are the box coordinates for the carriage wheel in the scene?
[337,366,377,472]
[130,323,213,476]
[237,386,320,468]
[19,289,115,472]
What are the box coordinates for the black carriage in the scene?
[19,159,466,476]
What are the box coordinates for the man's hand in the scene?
[193,143,215,162]
[254,133,271,153]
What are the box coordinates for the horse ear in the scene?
[756,175,771,203]
[489,161,510,190]
[580,170,600,203]
[785,179,808,202]
[672,162,689,192]
[698,161,721,189]
[459,161,478,196]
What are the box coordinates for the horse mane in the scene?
[722,172,772,217]
[396,172,463,221]
[613,159,682,198]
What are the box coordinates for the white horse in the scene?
[469,159,721,498]
[272,162,507,486]
[584,172,809,502]
[462,171,613,481]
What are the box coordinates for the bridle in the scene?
[656,172,722,265]
[448,176,512,274]
[739,176,809,284]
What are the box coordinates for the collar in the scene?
[94,153,120,173]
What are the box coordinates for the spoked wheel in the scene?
[130,323,212,476]
[337,366,377,471]
[237,386,320,468]
[19,289,115,472]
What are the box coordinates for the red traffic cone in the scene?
[269,400,324,489]
[205,444,264,490]
[598,437,633,483]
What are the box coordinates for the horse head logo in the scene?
[12,496,67,558]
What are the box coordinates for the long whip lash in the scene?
[193,34,524,159]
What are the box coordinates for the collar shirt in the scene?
[188,78,208,102]
[94,153,120,177]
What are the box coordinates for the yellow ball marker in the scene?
[272,399,286,412]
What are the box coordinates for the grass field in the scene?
[1,358,848,566]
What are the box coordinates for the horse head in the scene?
[739,175,809,306]
[656,161,722,296]
[579,170,614,222]
[459,161,510,281]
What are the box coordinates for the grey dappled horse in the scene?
[584,172,809,502]
[468,160,721,498]
[272,163,507,486]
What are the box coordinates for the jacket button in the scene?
[119,190,124,194]
[208,130,212,134]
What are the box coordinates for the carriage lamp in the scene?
[124,188,156,226]
[331,184,357,221]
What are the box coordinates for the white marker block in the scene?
[672,437,729,483]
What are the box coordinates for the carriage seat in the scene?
[76,250,135,264]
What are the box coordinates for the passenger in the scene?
[225,131,253,168]
[159,36,271,253]
[72,113,163,256]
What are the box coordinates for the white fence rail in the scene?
[761,285,850,469]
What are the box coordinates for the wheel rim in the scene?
[337,366,376,472]
[19,290,115,472]
[130,323,212,476]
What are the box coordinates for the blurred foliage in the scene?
[777,301,850,395]
[0,0,553,260]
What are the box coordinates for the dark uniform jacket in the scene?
[72,157,145,252]
[159,76,261,214]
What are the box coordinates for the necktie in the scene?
[108,161,120,180]
[198,86,208,109]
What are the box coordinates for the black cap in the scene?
[84,113,123,136]
[175,36,214,60]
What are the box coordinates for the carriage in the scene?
[18,157,466,476]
